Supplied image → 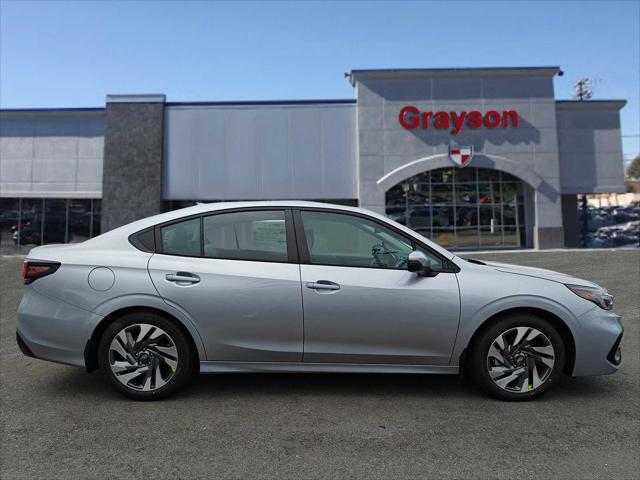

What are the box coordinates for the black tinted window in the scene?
[135,229,155,251]
[203,210,288,262]
[160,218,201,256]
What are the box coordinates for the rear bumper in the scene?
[572,307,623,376]
[16,332,36,358]
[16,286,103,368]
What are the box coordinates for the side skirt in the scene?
[199,361,459,375]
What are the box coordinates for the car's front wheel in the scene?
[469,313,565,401]
[98,312,195,400]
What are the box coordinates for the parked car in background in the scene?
[581,203,640,248]
[12,220,67,245]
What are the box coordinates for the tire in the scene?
[98,312,195,400]
[469,313,565,401]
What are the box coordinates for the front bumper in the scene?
[16,285,103,368]
[606,332,623,366]
[572,306,623,376]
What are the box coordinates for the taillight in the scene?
[22,260,60,285]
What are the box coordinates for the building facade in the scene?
[0,66,626,253]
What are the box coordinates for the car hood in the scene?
[479,261,601,288]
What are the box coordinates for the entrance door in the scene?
[296,209,460,365]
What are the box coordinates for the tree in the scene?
[627,155,640,179]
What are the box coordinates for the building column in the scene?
[533,182,565,249]
[561,194,579,248]
[101,94,165,232]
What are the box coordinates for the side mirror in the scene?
[407,251,438,277]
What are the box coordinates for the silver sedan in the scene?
[16,201,623,400]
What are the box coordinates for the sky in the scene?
[1,0,638,164]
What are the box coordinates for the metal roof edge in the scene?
[347,66,562,85]
[106,94,166,103]
[555,100,626,110]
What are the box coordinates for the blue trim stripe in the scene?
[166,99,356,107]
[0,107,104,113]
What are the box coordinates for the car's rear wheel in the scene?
[469,313,565,401]
[98,312,195,400]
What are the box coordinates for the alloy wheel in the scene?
[108,323,178,391]
[486,326,555,393]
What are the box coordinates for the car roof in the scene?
[129,200,363,229]
[86,200,455,259]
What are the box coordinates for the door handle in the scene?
[306,281,340,291]
[166,272,200,284]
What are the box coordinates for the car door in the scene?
[147,208,303,362]
[295,209,460,365]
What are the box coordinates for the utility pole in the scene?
[574,78,594,101]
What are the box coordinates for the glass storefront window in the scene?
[0,198,20,253]
[456,227,480,249]
[455,183,477,204]
[430,168,455,184]
[479,205,500,226]
[43,199,68,244]
[502,183,520,204]
[478,183,498,204]
[432,228,455,248]
[409,206,432,229]
[385,167,525,250]
[410,171,430,183]
[69,199,92,243]
[0,197,101,254]
[480,227,504,247]
[456,206,478,227]
[455,168,477,183]
[431,184,453,204]
[92,200,101,237]
[503,205,517,225]
[432,206,454,227]
[501,171,519,182]
[19,199,44,247]
[503,226,521,247]
[478,169,501,182]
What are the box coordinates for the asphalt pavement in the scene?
[1,250,638,479]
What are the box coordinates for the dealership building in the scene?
[0,66,627,252]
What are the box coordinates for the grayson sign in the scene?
[398,106,519,134]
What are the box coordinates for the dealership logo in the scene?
[449,145,474,168]
[398,106,519,134]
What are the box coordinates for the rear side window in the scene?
[130,228,155,252]
[160,218,201,257]
[203,210,287,262]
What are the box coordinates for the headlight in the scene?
[566,284,613,310]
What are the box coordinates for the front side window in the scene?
[203,210,288,262]
[160,218,201,256]
[300,211,442,269]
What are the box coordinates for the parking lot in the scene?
[1,250,638,479]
